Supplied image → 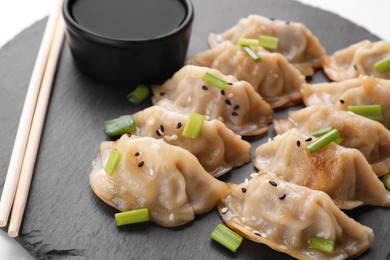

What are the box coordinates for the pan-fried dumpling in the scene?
[301,76,390,128]
[152,65,273,136]
[274,105,390,176]
[218,174,373,259]
[187,42,305,108]
[208,15,326,76]
[90,135,230,227]
[254,129,390,209]
[323,40,390,81]
[132,105,251,177]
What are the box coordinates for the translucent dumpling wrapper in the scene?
[132,105,251,177]
[90,135,230,227]
[274,105,390,176]
[218,174,373,259]
[152,65,273,136]
[301,76,390,129]
[322,40,390,81]
[253,128,390,209]
[187,42,305,108]
[208,15,326,76]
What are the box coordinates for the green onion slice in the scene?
[374,56,390,74]
[311,126,333,137]
[238,37,259,47]
[115,208,149,226]
[382,173,390,190]
[347,105,383,121]
[258,35,279,50]
[202,72,229,90]
[127,84,150,105]
[242,46,261,63]
[182,112,205,139]
[105,148,121,176]
[334,137,343,145]
[309,236,335,254]
[210,224,243,253]
[306,129,340,154]
[104,115,136,137]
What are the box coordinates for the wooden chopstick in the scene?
[0,0,64,228]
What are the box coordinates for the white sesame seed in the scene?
[169,213,175,221]
[250,173,259,178]
[220,207,228,214]
[149,169,154,176]
[241,217,247,222]
[228,93,234,98]
[244,178,249,186]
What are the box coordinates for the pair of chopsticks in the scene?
[0,0,65,237]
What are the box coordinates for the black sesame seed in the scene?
[353,65,358,70]
[296,140,301,147]
[159,92,165,96]
[176,122,182,129]
[126,132,132,137]
[305,137,312,142]
[285,21,290,25]
[135,152,141,157]
[269,180,277,187]
[253,231,262,237]
[202,85,208,90]
[241,187,247,193]
[339,99,345,104]
[232,111,239,116]
[233,105,240,110]
[225,99,232,106]
[160,125,165,133]
[138,161,144,168]
[270,17,275,21]
[221,90,225,96]
[228,82,233,85]
[156,129,162,136]
[279,194,286,200]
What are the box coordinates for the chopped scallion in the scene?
[105,148,121,176]
[182,112,205,139]
[382,173,390,190]
[309,236,335,254]
[347,105,383,121]
[242,46,261,63]
[311,126,333,138]
[202,72,229,90]
[374,56,390,74]
[127,84,150,104]
[104,115,135,137]
[115,208,149,226]
[210,224,243,253]
[238,37,259,46]
[258,35,279,50]
[334,137,343,145]
[306,129,340,154]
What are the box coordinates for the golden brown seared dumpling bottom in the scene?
[208,15,326,76]
[274,105,390,176]
[89,135,230,227]
[301,76,390,129]
[133,105,251,177]
[323,40,390,81]
[187,42,305,108]
[152,65,273,136]
[218,174,373,259]
[254,128,390,209]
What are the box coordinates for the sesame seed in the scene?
[305,137,312,142]
[241,217,247,222]
[160,125,165,133]
[279,194,286,200]
[225,99,232,106]
[135,152,141,157]
[285,21,290,25]
[339,99,345,104]
[126,132,132,137]
[353,65,358,70]
[160,92,165,96]
[269,17,275,21]
[221,90,225,96]
[253,231,262,237]
[228,82,233,85]
[241,187,247,193]
[176,122,182,129]
[233,105,240,110]
[220,207,228,214]
[269,180,277,187]
[296,140,301,147]
[138,161,144,167]
[250,173,259,178]
[202,85,208,90]
[244,178,249,185]
[169,213,175,221]
[149,169,154,176]
[156,129,162,136]
[232,111,239,116]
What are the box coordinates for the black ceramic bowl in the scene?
[62,0,194,86]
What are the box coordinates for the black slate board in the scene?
[0,0,388,259]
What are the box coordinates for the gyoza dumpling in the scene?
[254,128,390,209]
[323,40,390,81]
[187,42,305,108]
[301,76,390,128]
[208,15,326,76]
[274,105,390,176]
[218,174,373,259]
[90,135,230,227]
[132,105,251,177]
[152,65,273,136]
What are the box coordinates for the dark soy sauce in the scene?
[71,0,186,40]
